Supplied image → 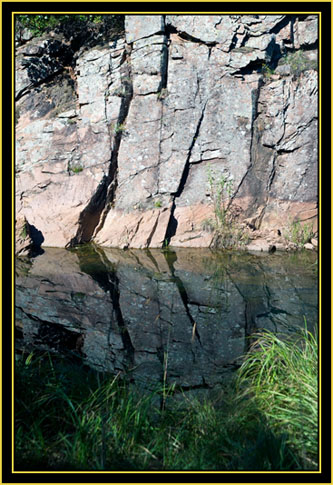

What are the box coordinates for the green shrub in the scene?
[262,63,275,78]
[15,14,124,37]
[279,50,318,76]
[283,217,314,248]
[205,165,249,249]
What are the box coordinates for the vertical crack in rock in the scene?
[156,21,170,196]
[231,80,262,202]
[145,215,160,248]
[267,151,278,191]
[96,46,134,235]
[159,16,170,92]
[77,247,135,368]
[164,101,208,245]
[69,46,134,246]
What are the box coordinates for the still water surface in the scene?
[15,246,318,391]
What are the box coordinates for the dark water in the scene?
[15,246,318,391]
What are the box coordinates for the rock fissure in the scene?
[230,79,262,203]
[163,100,208,246]
[267,152,277,191]
[82,46,134,243]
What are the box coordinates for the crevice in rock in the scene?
[270,15,293,35]
[231,80,262,202]
[177,31,217,47]
[69,46,134,246]
[146,213,160,248]
[163,100,208,246]
[95,46,134,235]
[276,145,301,155]
[163,200,178,245]
[67,176,109,247]
[159,17,169,92]
[229,33,238,51]
[293,40,319,52]
[232,59,264,77]
[156,22,170,198]
[267,152,277,191]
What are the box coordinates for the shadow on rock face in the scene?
[29,224,45,256]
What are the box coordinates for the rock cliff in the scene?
[15,14,318,252]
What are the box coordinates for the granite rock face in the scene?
[15,14,318,251]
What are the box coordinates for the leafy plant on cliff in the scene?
[70,163,84,174]
[283,217,314,248]
[204,165,249,249]
[16,14,124,37]
[157,88,168,100]
[279,50,318,76]
[20,222,28,239]
[111,122,128,136]
[261,63,275,78]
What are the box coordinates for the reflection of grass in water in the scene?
[15,328,318,471]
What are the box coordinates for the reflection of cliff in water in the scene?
[15,246,318,389]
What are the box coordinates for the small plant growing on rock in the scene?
[261,63,275,78]
[157,88,168,100]
[283,217,314,248]
[20,222,28,239]
[204,165,249,249]
[113,86,129,98]
[112,122,126,134]
[154,199,162,208]
[70,163,84,174]
[279,50,318,77]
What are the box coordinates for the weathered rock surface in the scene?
[15,15,318,251]
[15,247,318,387]
[15,216,36,256]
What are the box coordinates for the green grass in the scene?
[283,217,314,248]
[236,326,318,469]
[204,165,249,249]
[15,327,318,471]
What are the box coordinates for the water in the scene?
[15,245,318,391]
